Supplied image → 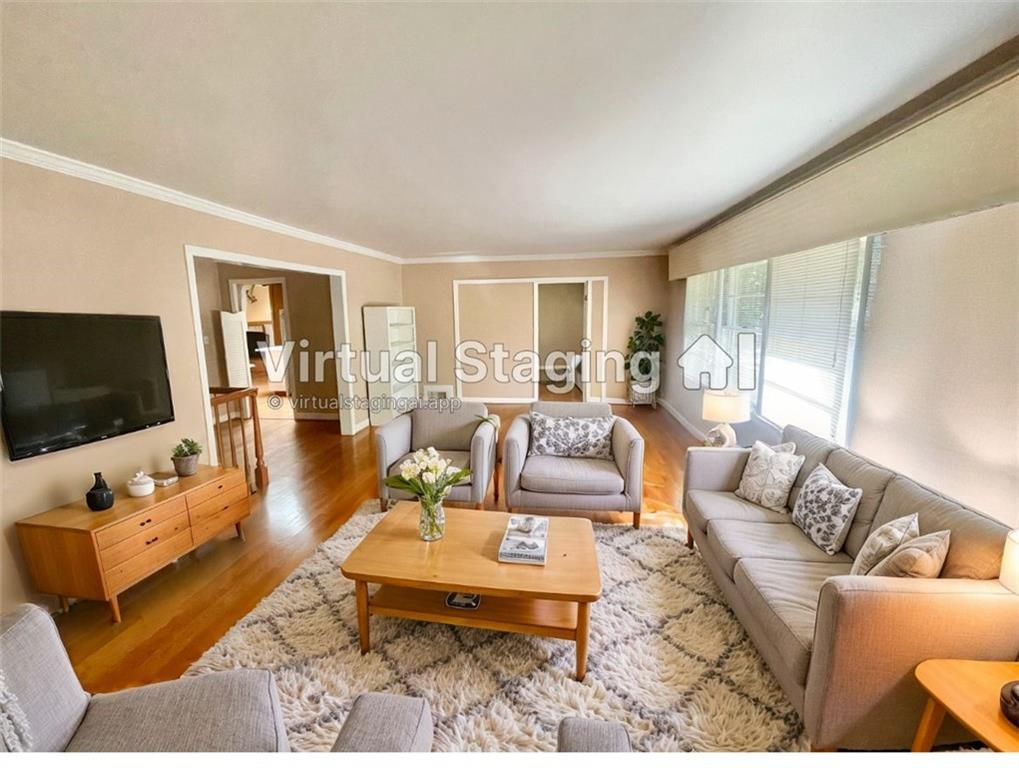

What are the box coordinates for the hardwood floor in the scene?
[53,403,697,692]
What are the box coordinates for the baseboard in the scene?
[353,419,371,433]
[294,411,340,421]
[659,399,707,442]
[462,396,537,404]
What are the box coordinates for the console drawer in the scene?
[187,481,249,526]
[104,528,193,594]
[191,497,250,546]
[185,468,246,509]
[95,496,188,551]
[100,511,190,571]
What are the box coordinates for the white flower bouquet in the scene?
[385,447,471,540]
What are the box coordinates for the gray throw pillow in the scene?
[734,441,804,511]
[851,513,920,575]
[869,530,951,578]
[791,463,863,556]
[528,412,615,459]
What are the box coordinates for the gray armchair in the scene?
[503,402,644,528]
[557,717,631,752]
[375,402,500,510]
[0,603,434,752]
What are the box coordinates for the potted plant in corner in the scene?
[385,447,471,541]
[171,437,203,477]
[625,311,665,408]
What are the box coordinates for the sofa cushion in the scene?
[851,513,920,575]
[410,402,487,451]
[869,530,951,578]
[0,604,89,752]
[66,669,289,752]
[706,519,852,579]
[685,490,789,534]
[872,476,1009,579]
[781,425,836,510]
[735,441,804,511]
[826,449,895,558]
[791,464,863,556]
[734,558,851,685]
[520,455,624,495]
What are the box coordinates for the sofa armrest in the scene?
[332,692,432,752]
[503,415,530,499]
[375,414,412,502]
[557,717,631,752]
[683,447,750,496]
[469,415,500,504]
[611,418,644,509]
[805,576,1019,749]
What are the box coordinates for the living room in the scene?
[1,2,1017,757]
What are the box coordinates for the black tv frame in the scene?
[0,310,176,461]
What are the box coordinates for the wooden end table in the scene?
[340,502,602,680]
[912,659,1019,752]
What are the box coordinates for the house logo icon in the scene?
[676,332,757,391]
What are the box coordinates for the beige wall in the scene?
[537,282,584,380]
[458,282,535,400]
[401,256,669,401]
[0,158,401,610]
[216,263,339,415]
[194,257,227,387]
[851,203,1018,527]
[243,283,273,325]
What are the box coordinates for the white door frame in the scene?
[452,276,609,403]
[184,244,360,465]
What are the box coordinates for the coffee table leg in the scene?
[355,580,370,654]
[575,601,590,681]
[911,696,946,751]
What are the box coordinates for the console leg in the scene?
[109,595,122,624]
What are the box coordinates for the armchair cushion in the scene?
[331,692,432,752]
[521,456,624,495]
[557,717,631,752]
[0,604,88,752]
[410,402,487,451]
[66,669,289,752]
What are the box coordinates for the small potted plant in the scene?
[171,437,203,477]
[385,447,471,541]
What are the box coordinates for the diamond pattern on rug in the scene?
[187,500,808,752]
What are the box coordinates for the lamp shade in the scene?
[702,391,751,424]
[1001,530,1019,594]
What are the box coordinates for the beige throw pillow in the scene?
[851,513,920,575]
[734,441,805,511]
[869,530,951,578]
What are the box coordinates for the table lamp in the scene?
[702,391,751,447]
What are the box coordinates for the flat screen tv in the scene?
[0,311,175,460]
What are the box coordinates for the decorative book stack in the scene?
[498,515,549,565]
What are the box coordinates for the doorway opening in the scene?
[537,282,586,402]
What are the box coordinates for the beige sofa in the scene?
[683,425,1019,750]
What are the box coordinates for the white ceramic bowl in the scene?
[127,478,155,497]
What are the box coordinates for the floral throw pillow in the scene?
[792,463,863,555]
[734,441,805,511]
[528,412,615,459]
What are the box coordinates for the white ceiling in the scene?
[3,3,1018,261]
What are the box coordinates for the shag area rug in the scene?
[187,501,808,751]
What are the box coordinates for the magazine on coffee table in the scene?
[498,515,549,566]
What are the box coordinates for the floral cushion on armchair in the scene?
[528,412,615,460]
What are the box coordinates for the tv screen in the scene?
[0,311,175,460]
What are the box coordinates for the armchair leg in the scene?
[494,462,501,503]
[379,497,388,512]
[632,511,641,529]
[686,529,694,548]
[475,503,484,510]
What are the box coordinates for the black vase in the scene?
[85,472,114,511]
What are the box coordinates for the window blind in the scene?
[759,238,866,441]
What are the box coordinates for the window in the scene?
[682,238,871,441]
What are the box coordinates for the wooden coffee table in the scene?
[340,501,602,680]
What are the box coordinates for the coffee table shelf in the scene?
[371,584,579,640]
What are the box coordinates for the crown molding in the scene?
[0,138,404,264]
[404,249,664,265]
[1,137,665,266]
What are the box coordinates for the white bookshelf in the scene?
[363,305,419,426]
